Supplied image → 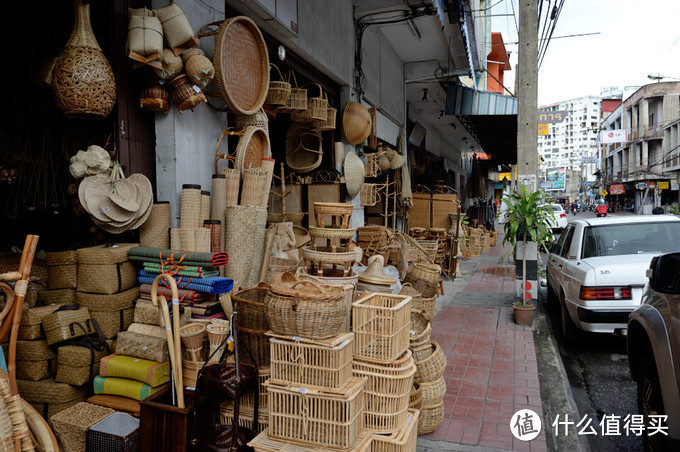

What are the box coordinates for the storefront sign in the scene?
[538,110,568,124]
[672,183,679,191]
[658,181,669,189]
[600,129,628,144]
[499,172,512,181]
[636,183,648,190]
[543,167,566,190]
[609,184,625,195]
[648,182,657,189]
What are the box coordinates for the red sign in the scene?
[648,182,657,189]
[609,184,625,195]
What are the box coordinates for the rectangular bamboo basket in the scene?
[220,403,269,434]
[56,344,111,387]
[268,332,353,391]
[266,376,366,449]
[43,306,95,345]
[17,359,57,381]
[46,250,78,290]
[352,354,416,432]
[248,429,372,451]
[241,366,270,411]
[369,409,419,452]
[352,294,411,364]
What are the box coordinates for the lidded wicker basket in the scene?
[167,74,206,114]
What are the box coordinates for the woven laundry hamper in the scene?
[56,343,111,386]
[46,250,78,289]
[52,402,115,452]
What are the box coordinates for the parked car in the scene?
[546,215,680,343]
[544,203,568,232]
[628,252,680,450]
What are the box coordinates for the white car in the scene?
[546,215,680,343]
[544,203,568,232]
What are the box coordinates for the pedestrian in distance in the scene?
[596,199,608,217]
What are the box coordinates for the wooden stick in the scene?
[151,274,185,408]
[8,235,39,395]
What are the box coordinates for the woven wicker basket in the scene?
[52,402,115,452]
[265,64,291,106]
[268,332,353,390]
[43,306,94,345]
[291,83,327,123]
[414,341,447,383]
[232,285,270,331]
[420,376,446,406]
[56,344,110,387]
[418,401,444,435]
[77,262,137,295]
[403,263,440,298]
[409,382,422,410]
[286,126,323,174]
[47,250,77,289]
[91,308,134,339]
[410,325,432,354]
[311,96,337,132]
[361,183,380,207]
[370,409,419,452]
[38,289,76,306]
[167,74,207,114]
[115,330,169,363]
[76,287,139,311]
[276,70,307,113]
[266,376,366,449]
[352,355,415,432]
[265,278,347,340]
[352,293,411,364]
[237,326,271,366]
[239,366,270,411]
[17,359,57,381]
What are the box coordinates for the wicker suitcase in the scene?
[43,306,95,345]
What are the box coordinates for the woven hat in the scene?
[342,102,372,145]
[357,255,396,285]
[389,151,405,169]
[343,152,365,198]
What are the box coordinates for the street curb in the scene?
[534,293,591,452]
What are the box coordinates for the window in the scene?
[559,227,575,258]
[581,222,680,258]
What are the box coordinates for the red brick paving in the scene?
[421,246,548,451]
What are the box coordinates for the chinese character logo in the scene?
[511,409,542,441]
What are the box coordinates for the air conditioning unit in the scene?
[239,0,298,37]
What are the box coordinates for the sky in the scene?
[495,0,680,106]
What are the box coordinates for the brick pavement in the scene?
[419,235,548,451]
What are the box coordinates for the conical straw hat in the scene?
[357,255,396,285]
[342,102,372,145]
[343,152,365,198]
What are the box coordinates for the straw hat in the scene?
[389,151,405,169]
[357,255,396,285]
[343,152,365,198]
[342,102,372,145]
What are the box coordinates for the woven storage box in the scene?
[414,341,447,383]
[77,262,137,295]
[30,398,88,425]
[115,330,169,362]
[91,308,135,339]
[133,299,191,326]
[77,243,139,265]
[56,344,110,386]
[20,304,64,326]
[352,351,416,432]
[87,411,139,452]
[266,376,366,449]
[249,429,372,452]
[17,358,57,381]
[18,324,43,340]
[18,377,89,406]
[370,409,419,452]
[99,354,170,387]
[265,279,347,340]
[47,250,78,289]
[51,402,115,452]
[268,332,353,391]
[43,306,95,345]
[76,287,139,311]
[16,339,56,360]
[240,366,270,411]
[352,294,411,364]
[39,288,77,305]
[418,401,444,435]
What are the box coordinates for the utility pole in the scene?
[516,0,539,190]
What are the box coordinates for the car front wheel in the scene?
[637,354,669,451]
[560,292,581,344]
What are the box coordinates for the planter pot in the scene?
[513,304,535,326]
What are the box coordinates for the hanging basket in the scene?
[285,124,323,174]
[360,183,380,207]
[265,64,291,106]
[291,83,327,123]
[311,93,337,132]
[275,70,307,113]
[167,74,206,114]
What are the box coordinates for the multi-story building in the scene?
[600,82,680,213]
[538,96,601,202]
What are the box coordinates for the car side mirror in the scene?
[651,253,680,294]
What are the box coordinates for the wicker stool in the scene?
[313,202,354,229]
[308,226,355,253]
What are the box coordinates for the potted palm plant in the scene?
[499,185,553,325]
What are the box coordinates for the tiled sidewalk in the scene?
[420,240,548,451]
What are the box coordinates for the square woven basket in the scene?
[352,294,412,364]
[370,409,420,452]
[86,411,139,452]
[51,402,115,452]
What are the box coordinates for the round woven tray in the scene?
[213,16,269,115]
[308,226,355,240]
[302,246,360,265]
[235,127,272,176]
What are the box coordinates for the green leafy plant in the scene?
[499,186,554,308]
[670,204,680,216]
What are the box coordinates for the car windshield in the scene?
[551,205,562,212]
[582,222,680,258]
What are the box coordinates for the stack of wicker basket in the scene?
[302,203,360,279]
[247,273,372,450]
[428,228,447,267]
[460,227,483,258]
[357,225,393,263]
[351,292,421,448]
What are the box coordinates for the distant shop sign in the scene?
[538,110,568,124]
[636,183,648,190]
[672,183,679,191]
[657,181,669,189]
[609,184,625,195]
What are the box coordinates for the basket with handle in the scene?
[413,341,447,383]
[403,262,440,298]
[418,400,444,435]
[214,127,272,177]
[311,93,337,132]
[265,64,291,106]
[291,83,327,122]
[265,276,348,340]
[285,129,323,174]
[276,70,307,113]
[361,183,380,207]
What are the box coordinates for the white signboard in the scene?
[518,174,537,191]
[600,129,628,144]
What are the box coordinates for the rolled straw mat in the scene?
[224,205,263,290]
[245,207,269,287]
[139,202,170,249]
[128,247,228,267]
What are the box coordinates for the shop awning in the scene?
[446,84,518,165]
